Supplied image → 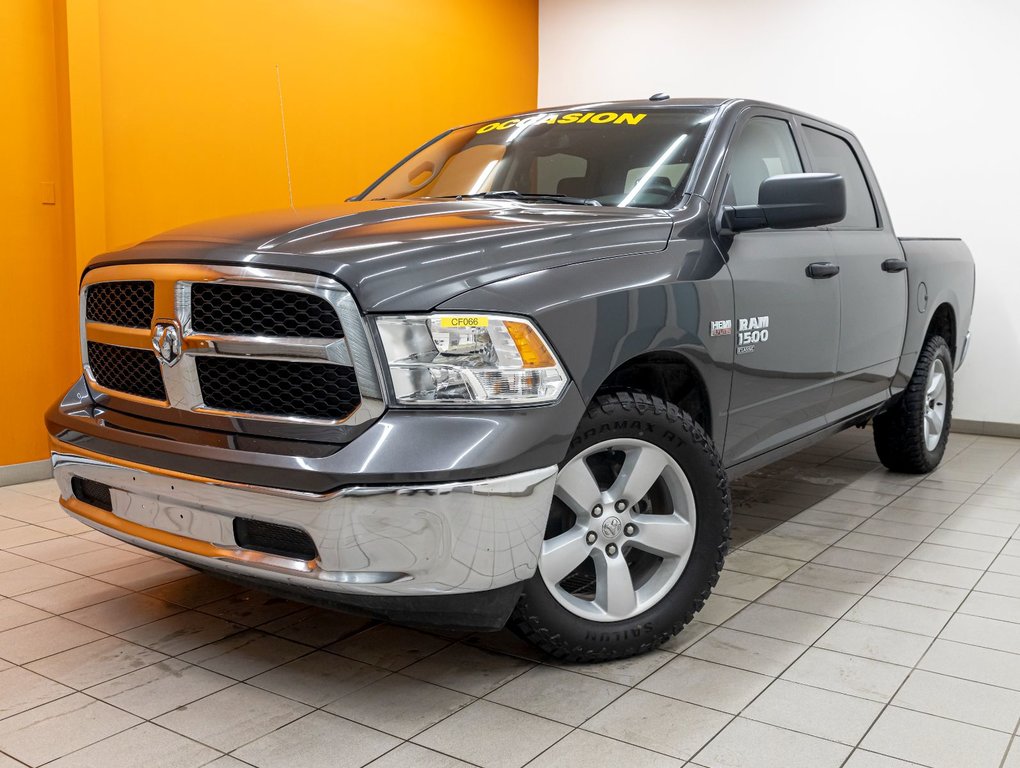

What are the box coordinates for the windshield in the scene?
[361,107,717,209]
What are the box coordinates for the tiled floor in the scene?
[1,429,1019,767]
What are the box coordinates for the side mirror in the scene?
[722,173,846,233]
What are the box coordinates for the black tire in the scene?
[509,390,731,662]
[873,335,953,473]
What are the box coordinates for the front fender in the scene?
[437,236,735,448]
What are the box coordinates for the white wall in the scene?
[539,0,1020,426]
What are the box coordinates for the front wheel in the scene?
[873,335,954,474]
[510,391,731,662]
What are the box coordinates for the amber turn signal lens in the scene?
[505,320,556,368]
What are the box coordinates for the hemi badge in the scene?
[710,320,732,337]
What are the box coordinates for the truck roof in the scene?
[485,98,853,136]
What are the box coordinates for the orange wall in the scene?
[0,0,80,467]
[90,0,540,258]
[2,0,538,468]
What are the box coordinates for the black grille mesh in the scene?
[86,281,154,328]
[233,518,318,560]
[191,284,343,338]
[71,477,113,512]
[196,357,360,420]
[87,342,166,401]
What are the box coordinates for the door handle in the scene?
[882,258,908,273]
[806,262,840,279]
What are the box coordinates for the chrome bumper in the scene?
[51,444,556,597]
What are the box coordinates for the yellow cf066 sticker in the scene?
[440,316,489,328]
[476,112,647,134]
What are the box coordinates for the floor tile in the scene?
[0,615,105,664]
[582,689,730,761]
[257,605,374,647]
[724,550,803,580]
[861,706,1009,768]
[696,593,749,625]
[64,593,183,633]
[684,627,805,676]
[95,558,195,590]
[786,563,882,594]
[841,750,926,767]
[638,655,771,714]
[248,649,387,707]
[837,531,918,557]
[976,571,1020,598]
[867,575,968,611]
[231,710,399,768]
[528,729,686,767]
[938,612,1020,655]
[723,603,834,644]
[781,647,909,702]
[0,692,140,766]
[25,636,167,689]
[742,678,883,745]
[117,611,244,655]
[0,563,78,597]
[958,591,1020,624]
[51,547,150,577]
[402,643,533,696]
[0,666,74,719]
[414,700,570,768]
[42,722,218,768]
[328,623,450,671]
[918,639,1020,691]
[714,569,779,601]
[85,657,233,718]
[815,620,931,666]
[485,664,625,725]
[366,743,475,768]
[756,582,860,618]
[142,573,246,609]
[889,559,982,589]
[0,599,49,632]
[845,596,952,636]
[813,547,902,575]
[326,673,472,738]
[154,683,312,752]
[197,590,303,628]
[696,716,851,768]
[178,629,309,680]
[558,648,673,687]
[893,669,1020,733]
[15,577,130,614]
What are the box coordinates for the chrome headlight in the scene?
[376,314,568,405]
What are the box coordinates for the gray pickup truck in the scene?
[47,97,975,661]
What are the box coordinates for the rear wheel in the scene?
[873,334,953,473]
[510,391,730,662]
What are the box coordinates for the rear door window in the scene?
[803,127,878,228]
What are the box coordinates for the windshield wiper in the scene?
[437,190,601,206]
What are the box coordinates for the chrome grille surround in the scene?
[79,264,383,426]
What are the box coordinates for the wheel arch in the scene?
[594,351,712,438]
[926,302,957,363]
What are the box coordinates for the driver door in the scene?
[718,112,841,466]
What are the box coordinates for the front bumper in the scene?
[51,440,556,622]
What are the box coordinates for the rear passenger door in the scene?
[718,111,840,466]
[798,122,907,420]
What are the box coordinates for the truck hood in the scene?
[89,199,673,312]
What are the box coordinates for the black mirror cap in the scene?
[759,173,846,229]
[722,173,846,233]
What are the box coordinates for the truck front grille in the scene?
[87,342,167,401]
[85,281,154,328]
[191,284,343,338]
[80,266,376,426]
[196,357,360,420]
